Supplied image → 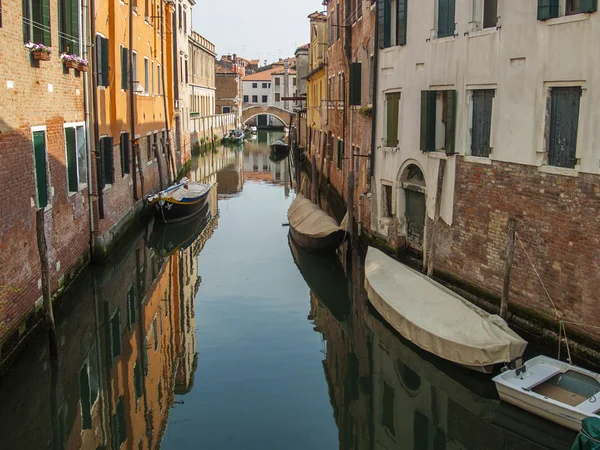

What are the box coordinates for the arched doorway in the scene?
[399,164,426,250]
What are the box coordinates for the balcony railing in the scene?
[189,112,237,135]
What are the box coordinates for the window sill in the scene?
[468,28,498,38]
[463,155,492,165]
[382,146,399,152]
[426,151,449,160]
[538,165,580,177]
[545,13,590,26]
[433,36,456,44]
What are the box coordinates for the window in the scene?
[58,0,79,54]
[96,36,110,87]
[157,64,161,95]
[385,92,401,147]
[100,137,114,186]
[185,59,189,84]
[151,61,154,94]
[275,93,281,102]
[437,0,455,38]
[183,10,187,32]
[32,129,49,209]
[252,95,258,102]
[120,132,130,175]
[336,6,341,40]
[548,87,581,169]
[262,95,268,103]
[470,89,494,157]
[178,4,182,28]
[144,57,149,94]
[337,139,344,170]
[293,77,297,86]
[483,0,498,28]
[382,184,393,218]
[222,106,231,113]
[420,90,456,154]
[252,82,258,88]
[146,135,152,160]
[121,46,129,90]
[132,51,138,91]
[262,82,268,88]
[275,77,281,86]
[538,0,597,19]
[153,133,158,160]
[243,95,249,102]
[65,125,87,192]
[23,0,51,45]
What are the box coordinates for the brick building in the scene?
[370,0,600,347]
[216,65,243,125]
[0,0,91,354]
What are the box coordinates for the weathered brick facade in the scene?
[0,0,90,350]
[216,65,242,124]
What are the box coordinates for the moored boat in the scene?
[493,355,600,431]
[364,247,528,373]
[287,194,348,252]
[147,178,212,224]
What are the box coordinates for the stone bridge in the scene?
[241,105,293,127]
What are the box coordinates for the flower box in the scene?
[64,60,79,69]
[32,51,51,61]
[78,64,89,72]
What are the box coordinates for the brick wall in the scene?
[215,74,240,114]
[436,157,600,338]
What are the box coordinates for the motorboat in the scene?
[364,247,528,373]
[147,177,212,224]
[493,355,600,431]
[287,194,348,252]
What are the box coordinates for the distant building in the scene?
[295,43,310,105]
[242,60,297,112]
[189,31,216,121]
[216,65,243,126]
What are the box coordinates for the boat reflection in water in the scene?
[307,247,578,450]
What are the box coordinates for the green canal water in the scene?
[0,132,577,449]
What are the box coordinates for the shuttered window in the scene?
[65,127,78,192]
[58,0,79,54]
[385,92,401,147]
[337,139,344,170]
[23,0,51,45]
[471,90,494,157]
[483,0,498,28]
[396,0,407,45]
[377,0,391,48]
[350,62,362,106]
[101,136,114,185]
[548,87,581,169]
[33,130,48,209]
[120,133,130,175]
[420,91,436,152]
[538,0,598,19]
[438,0,455,38]
[538,0,559,19]
[444,90,457,154]
[121,46,129,90]
[420,90,457,154]
[378,0,406,48]
[96,35,110,87]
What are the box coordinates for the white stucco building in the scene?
[242,60,298,112]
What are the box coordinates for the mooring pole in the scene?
[501,219,517,318]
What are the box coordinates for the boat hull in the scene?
[150,189,211,224]
[289,226,346,253]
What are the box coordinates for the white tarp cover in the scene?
[148,181,211,203]
[288,194,345,238]
[365,247,527,368]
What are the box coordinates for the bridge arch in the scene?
[242,105,293,128]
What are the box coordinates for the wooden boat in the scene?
[269,143,289,162]
[493,355,600,431]
[364,247,528,373]
[147,177,212,224]
[287,194,348,252]
[222,129,244,144]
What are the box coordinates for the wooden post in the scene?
[36,209,57,358]
[155,140,165,190]
[136,143,146,197]
[501,219,517,319]
[427,159,446,278]
[347,171,354,237]
[311,155,318,202]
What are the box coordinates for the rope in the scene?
[579,427,600,444]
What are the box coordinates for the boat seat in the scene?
[577,397,600,415]
[517,365,563,391]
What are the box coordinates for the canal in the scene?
[0,132,578,449]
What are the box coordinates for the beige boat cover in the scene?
[365,247,527,368]
[288,194,347,238]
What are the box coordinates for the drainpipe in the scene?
[160,0,172,186]
[90,0,104,219]
[370,2,380,182]
[129,0,138,200]
[82,0,95,251]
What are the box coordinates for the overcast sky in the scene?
[192,0,325,63]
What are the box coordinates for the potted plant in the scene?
[60,53,79,70]
[77,57,89,72]
[25,42,52,61]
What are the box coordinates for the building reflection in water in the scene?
[305,247,578,450]
[243,131,292,194]
[0,153,223,450]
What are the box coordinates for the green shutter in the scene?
[397,0,407,46]
[65,127,78,191]
[383,0,391,48]
[41,0,50,45]
[121,47,129,90]
[438,0,455,38]
[101,37,110,87]
[33,131,48,208]
[102,137,114,185]
[420,91,436,152]
[96,35,103,86]
[350,62,362,106]
[445,90,457,154]
[386,93,400,147]
[581,0,598,12]
[537,0,559,20]
[120,133,130,175]
[70,0,79,55]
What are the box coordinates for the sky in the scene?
[192,0,324,63]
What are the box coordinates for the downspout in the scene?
[129,0,138,200]
[370,2,380,182]
[160,0,173,186]
[82,0,95,251]
[90,0,104,219]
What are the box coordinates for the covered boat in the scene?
[287,194,347,252]
[364,247,527,373]
[147,178,212,224]
[270,139,289,153]
[494,356,600,431]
